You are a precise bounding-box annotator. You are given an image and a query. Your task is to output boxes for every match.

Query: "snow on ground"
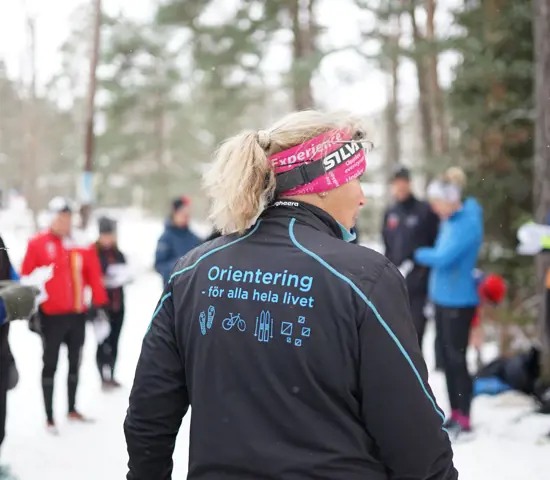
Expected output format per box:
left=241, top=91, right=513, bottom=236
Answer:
left=2, top=213, right=550, bottom=479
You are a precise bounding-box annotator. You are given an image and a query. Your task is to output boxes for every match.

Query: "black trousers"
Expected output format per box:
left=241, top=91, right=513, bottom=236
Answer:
left=96, top=310, right=124, bottom=381
left=409, top=293, right=444, bottom=369
left=435, top=305, right=476, bottom=417
left=0, top=359, right=8, bottom=453
left=41, top=313, right=86, bottom=422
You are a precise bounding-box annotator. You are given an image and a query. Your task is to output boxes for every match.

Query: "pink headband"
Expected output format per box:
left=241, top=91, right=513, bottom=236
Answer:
left=269, top=129, right=367, bottom=196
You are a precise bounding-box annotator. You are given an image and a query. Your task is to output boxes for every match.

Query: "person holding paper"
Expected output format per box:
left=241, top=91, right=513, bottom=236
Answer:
left=95, top=216, right=128, bottom=389
left=20, top=197, right=108, bottom=433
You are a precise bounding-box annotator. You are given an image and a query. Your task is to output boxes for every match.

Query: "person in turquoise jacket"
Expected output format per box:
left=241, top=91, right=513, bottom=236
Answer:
left=414, top=167, right=483, bottom=442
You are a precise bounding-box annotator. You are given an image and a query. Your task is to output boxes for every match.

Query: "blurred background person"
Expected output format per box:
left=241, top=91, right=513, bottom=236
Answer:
left=0, top=235, right=40, bottom=480
left=95, top=216, right=128, bottom=389
left=382, top=165, right=441, bottom=366
left=20, top=198, right=108, bottom=433
left=415, top=167, right=483, bottom=441
left=154, top=196, right=201, bottom=284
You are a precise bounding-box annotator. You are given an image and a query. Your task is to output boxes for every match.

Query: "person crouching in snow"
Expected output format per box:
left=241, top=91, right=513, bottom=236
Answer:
left=470, top=271, right=507, bottom=369
left=414, top=167, right=483, bottom=441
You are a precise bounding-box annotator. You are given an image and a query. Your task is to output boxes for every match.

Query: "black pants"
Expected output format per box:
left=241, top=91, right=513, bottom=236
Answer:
left=41, top=313, right=86, bottom=422
left=435, top=305, right=476, bottom=417
left=96, top=310, right=124, bottom=382
left=0, top=359, right=8, bottom=453
left=409, top=294, right=445, bottom=369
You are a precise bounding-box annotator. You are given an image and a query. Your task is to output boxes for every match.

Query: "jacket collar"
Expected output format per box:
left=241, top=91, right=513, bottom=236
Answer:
left=262, top=200, right=344, bottom=240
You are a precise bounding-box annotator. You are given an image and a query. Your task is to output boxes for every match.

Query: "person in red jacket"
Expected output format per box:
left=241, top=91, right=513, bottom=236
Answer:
left=21, top=197, right=108, bottom=433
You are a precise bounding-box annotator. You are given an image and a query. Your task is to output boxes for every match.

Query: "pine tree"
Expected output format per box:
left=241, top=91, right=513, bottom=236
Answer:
left=449, top=1, right=535, bottom=307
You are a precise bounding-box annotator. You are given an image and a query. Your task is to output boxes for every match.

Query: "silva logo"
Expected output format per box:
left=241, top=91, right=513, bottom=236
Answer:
left=273, top=201, right=299, bottom=207
left=322, top=142, right=362, bottom=172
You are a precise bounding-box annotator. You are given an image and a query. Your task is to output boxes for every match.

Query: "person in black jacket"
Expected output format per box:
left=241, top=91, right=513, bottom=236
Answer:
left=95, top=217, right=127, bottom=388
left=124, top=111, right=456, bottom=480
left=1, top=236, right=39, bottom=480
left=382, top=166, right=442, bottom=366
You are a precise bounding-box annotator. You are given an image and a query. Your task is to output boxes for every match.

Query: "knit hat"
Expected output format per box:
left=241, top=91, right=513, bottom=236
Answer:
left=172, top=195, right=191, bottom=212
left=48, top=196, right=75, bottom=214
left=98, top=216, right=117, bottom=234
left=391, top=165, right=410, bottom=182
left=479, top=274, right=507, bottom=304
left=0, top=281, right=39, bottom=323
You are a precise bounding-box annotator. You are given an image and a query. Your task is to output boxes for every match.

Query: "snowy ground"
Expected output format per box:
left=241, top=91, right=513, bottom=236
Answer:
left=2, top=213, right=550, bottom=479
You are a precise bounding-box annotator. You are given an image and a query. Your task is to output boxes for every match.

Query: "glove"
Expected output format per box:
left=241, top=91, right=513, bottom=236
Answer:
left=0, top=283, right=40, bottom=323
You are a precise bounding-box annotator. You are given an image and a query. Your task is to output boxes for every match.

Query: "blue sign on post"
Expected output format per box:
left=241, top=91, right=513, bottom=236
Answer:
left=78, top=171, right=95, bottom=205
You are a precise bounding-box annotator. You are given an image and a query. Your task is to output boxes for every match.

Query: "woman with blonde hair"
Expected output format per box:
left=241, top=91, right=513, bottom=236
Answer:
left=415, top=167, right=483, bottom=441
left=125, top=110, right=456, bottom=480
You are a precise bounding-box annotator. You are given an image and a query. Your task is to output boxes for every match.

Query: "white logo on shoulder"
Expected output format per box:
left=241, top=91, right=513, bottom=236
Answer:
left=273, top=201, right=299, bottom=207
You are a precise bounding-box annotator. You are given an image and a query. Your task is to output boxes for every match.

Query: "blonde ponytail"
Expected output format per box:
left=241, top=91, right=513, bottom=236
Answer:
left=203, top=131, right=275, bottom=235
left=203, top=110, right=369, bottom=235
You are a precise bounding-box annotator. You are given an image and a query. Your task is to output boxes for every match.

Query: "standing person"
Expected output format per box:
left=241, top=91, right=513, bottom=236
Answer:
left=382, top=165, right=441, bottom=364
left=20, top=197, right=109, bottom=433
left=0, top=236, right=40, bottom=480
left=125, top=111, right=456, bottom=479
left=414, top=167, right=483, bottom=440
left=154, top=196, right=201, bottom=284
left=95, top=216, right=127, bottom=389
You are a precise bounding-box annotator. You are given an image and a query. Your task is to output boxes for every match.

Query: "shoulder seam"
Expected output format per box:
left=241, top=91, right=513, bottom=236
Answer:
left=167, top=220, right=262, bottom=284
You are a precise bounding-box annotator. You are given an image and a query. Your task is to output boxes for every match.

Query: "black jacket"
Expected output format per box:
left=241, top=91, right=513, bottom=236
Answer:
left=382, top=195, right=439, bottom=295
left=96, top=243, right=126, bottom=313
left=125, top=201, right=456, bottom=480
left=0, top=236, right=13, bottom=365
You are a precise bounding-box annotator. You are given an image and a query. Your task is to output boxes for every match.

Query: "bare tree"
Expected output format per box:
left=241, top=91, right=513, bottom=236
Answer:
left=289, top=0, right=317, bottom=110
left=81, top=0, right=102, bottom=228
left=533, top=0, right=550, bottom=381
left=19, top=5, right=40, bottom=228
left=426, top=0, right=448, bottom=155
left=407, top=0, right=434, bottom=170
left=383, top=13, right=402, bottom=182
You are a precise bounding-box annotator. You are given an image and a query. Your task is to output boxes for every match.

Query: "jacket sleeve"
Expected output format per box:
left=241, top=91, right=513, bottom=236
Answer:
left=0, top=299, right=6, bottom=326
left=84, top=247, right=109, bottom=307
left=358, top=263, right=456, bottom=480
left=20, top=239, right=39, bottom=276
left=154, top=234, right=177, bottom=281
left=124, top=286, right=189, bottom=480
left=414, top=219, right=480, bottom=268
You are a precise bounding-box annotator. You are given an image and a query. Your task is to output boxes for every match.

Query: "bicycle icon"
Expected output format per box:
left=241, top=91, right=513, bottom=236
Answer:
left=222, top=313, right=247, bottom=332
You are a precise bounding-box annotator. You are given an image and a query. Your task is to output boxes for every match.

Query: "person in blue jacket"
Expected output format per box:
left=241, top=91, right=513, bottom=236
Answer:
left=414, top=167, right=483, bottom=441
left=154, top=196, right=202, bottom=284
